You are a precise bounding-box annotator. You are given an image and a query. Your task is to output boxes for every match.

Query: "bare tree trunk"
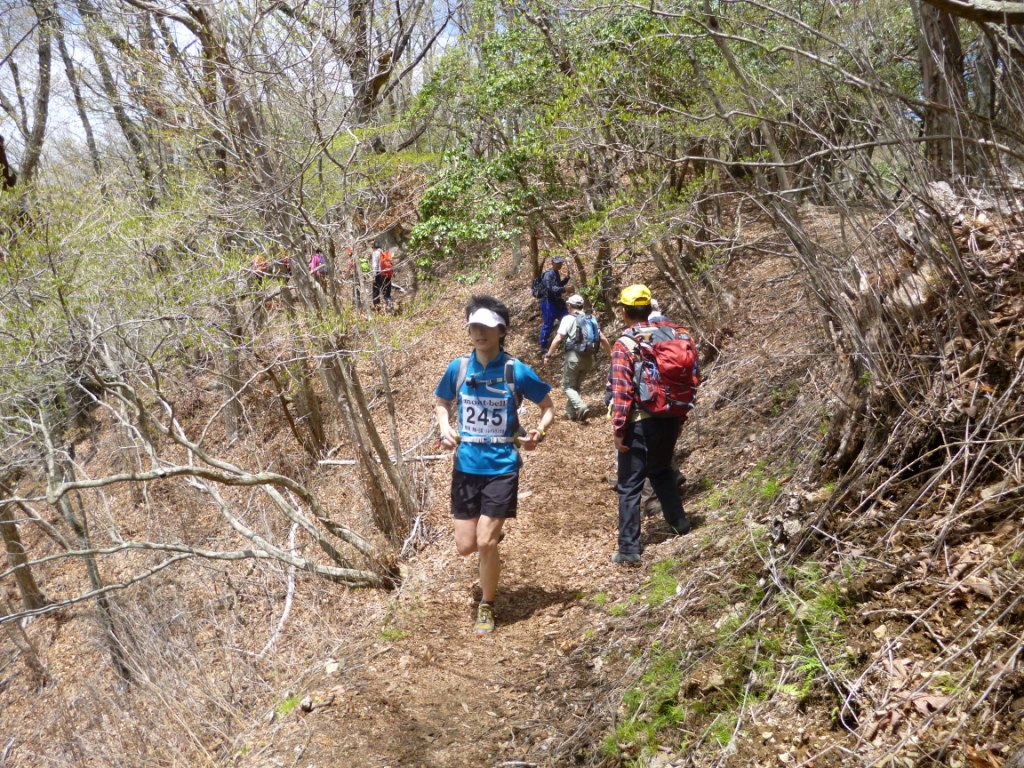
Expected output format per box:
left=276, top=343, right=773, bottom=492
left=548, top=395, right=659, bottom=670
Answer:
left=19, top=0, right=53, bottom=185
left=77, top=0, right=157, bottom=203
left=0, top=135, right=17, bottom=189
left=0, top=477, right=49, bottom=611
left=221, top=300, right=245, bottom=443
left=595, top=236, right=615, bottom=310
left=529, top=226, right=540, bottom=276
left=279, top=285, right=327, bottom=457
left=649, top=242, right=710, bottom=340
left=319, top=350, right=414, bottom=546
left=40, top=407, right=133, bottom=683
left=1, top=596, right=49, bottom=687
left=973, top=33, right=997, bottom=120
left=916, top=1, right=971, bottom=177
left=54, top=13, right=103, bottom=180
left=511, top=232, right=523, bottom=275
left=703, top=0, right=792, bottom=195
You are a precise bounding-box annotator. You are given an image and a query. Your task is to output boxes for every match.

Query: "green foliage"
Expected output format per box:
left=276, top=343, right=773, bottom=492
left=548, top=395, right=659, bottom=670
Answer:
left=275, top=694, right=301, bottom=717
left=746, top=461, right=784, bottom=502
left=774, top=562, right=851, bottom=701
left=608, top=595, right=639, bottom=617
left=768, top=381, right=801, bottom=417
left=646, top=559, right=680, bottom=607
left=605, top=644, right=687, bottom=763
left=408, top=148, right=527, bottom=265
left=706, top=712, right=737, bottom=747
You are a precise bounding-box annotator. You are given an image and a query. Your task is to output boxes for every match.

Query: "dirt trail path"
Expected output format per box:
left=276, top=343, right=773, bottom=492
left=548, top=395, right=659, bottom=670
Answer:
left=235, top=291, right=680, bottom=766
left=235, top=247, right=810, bottom=767
left=241, top=414, right=663, bottom=767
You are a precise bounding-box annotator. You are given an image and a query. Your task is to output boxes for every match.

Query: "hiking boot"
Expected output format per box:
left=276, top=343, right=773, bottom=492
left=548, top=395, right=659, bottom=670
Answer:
left=611, top=552, right=641, bottom=565
left=670, top=517, right=692, bottom=536
left=473, top=603, right=496, bottom=635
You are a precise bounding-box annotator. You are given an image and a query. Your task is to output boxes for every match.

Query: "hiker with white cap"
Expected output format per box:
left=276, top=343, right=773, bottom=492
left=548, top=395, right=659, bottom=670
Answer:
left=543, top=294, right=611, bottom=422
left=648, top=298, right=667, bottom=323
left=434, top=295, right=555, bottom=635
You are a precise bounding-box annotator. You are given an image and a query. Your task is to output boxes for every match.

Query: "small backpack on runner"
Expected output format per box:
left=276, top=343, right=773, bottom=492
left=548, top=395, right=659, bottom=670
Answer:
left=620, top=324, right=699, bottom=420
left=380, top=250, right=394, bottom=278
left=452, top=354, right=527, bottom=443
left=564, top=313, right=601, bottom=354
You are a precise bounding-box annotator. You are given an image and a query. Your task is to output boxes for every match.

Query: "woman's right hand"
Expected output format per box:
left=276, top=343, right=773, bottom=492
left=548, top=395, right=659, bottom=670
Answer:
left=439, top=426, right=459, bottom=451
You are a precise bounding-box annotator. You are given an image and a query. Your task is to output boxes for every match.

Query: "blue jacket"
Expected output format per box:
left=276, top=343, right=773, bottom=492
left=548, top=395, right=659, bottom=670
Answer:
left=435, top=352, right=551, bottom=475
left=541, top=268, right=569, bottom=302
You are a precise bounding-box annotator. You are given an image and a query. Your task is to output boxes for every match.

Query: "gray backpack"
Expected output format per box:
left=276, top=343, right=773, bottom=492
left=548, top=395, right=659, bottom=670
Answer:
left=564, top=313, right=600, bottom=354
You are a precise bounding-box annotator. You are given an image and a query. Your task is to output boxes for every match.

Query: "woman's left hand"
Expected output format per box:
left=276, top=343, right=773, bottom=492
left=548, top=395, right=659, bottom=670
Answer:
left=519, top=429, right=544, bottom=451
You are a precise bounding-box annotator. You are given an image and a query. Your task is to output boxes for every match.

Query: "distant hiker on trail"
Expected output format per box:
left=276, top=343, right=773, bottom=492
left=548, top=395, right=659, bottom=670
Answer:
left=434, top=295, right=555, bottom=636
left=371, top=241, right=394, bottom=312
left=543, top=294, right=611, bottom=422
left=648, top=298, right=667, bottom=323
left=274, top=251, right=292, bottom=280
left=250, top=254, right=270, bottom=287
left=608, top=284, right=699, bottom=564
left=309, top=248, right=327, bottom=286
left=535, top=255, right=572, bottom=353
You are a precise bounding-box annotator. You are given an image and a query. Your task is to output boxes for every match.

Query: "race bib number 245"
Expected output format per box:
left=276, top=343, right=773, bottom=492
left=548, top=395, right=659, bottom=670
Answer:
left=460, top=395, right=508, bottom=437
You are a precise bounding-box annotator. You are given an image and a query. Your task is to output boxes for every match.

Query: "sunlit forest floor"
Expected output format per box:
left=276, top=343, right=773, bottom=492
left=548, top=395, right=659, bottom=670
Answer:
left=4, top=206, right=1021, bottom=768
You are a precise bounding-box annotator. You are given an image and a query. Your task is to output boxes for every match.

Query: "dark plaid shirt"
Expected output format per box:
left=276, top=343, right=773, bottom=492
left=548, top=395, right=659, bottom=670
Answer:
left=609, top=322, right=650, bottom=438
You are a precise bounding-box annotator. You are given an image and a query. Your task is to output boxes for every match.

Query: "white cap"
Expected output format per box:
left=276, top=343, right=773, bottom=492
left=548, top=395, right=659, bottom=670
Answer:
left=566, top=294, right=584, bottom=307
left=466, top=308, right=506, bottom=328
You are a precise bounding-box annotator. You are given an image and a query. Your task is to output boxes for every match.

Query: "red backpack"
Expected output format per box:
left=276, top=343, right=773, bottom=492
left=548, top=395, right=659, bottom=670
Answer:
left=620, top=323, right=699, bottom=419
left=380, top=250, right=394, bottom=278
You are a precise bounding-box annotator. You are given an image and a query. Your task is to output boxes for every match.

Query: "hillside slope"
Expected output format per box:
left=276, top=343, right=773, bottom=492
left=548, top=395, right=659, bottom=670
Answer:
left=4, top=208, right=1021, bottom=768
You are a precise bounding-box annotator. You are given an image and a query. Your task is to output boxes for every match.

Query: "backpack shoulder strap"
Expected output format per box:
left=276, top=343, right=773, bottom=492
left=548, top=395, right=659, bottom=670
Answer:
left=503, top=356, right=519, bottom=402
left=619, top=328, right=641, bottom=351
left=454, top=354, right=471, bottom=396
left=568, top=314, right=580, bottom=337
left=504, top=355, right=526, bottom=436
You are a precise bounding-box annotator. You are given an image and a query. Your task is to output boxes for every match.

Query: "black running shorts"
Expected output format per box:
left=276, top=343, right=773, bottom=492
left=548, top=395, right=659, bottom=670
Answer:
left=451, top=470, right=519, bottom=520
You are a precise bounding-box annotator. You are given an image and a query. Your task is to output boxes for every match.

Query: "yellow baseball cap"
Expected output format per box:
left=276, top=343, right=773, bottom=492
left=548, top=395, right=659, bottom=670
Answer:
left=619, top=284, right=652, bottom=307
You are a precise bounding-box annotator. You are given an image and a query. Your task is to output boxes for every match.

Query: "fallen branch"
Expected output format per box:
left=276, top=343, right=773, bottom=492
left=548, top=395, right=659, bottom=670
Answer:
left=319, top=454, right=448, bottom=466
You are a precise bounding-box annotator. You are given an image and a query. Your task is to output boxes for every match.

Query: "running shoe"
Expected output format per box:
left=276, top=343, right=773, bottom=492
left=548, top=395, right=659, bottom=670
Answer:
left=474, top=603, right=496, bottom=635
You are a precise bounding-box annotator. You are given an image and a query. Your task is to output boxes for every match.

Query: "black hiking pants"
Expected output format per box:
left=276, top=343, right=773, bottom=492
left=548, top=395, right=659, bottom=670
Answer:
left=615, top=416, right=685, bottom=555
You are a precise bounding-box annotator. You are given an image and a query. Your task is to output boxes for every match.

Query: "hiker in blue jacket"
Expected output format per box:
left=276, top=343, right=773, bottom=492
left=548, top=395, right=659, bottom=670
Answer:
left=537, top=256, right=572, bottom=353
left=543, top=294, right=611, bottom=422
left=435, top=295, right=555, bottom=636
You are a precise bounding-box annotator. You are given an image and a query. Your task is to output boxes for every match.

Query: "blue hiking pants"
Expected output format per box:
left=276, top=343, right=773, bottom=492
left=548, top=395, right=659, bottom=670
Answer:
left=539, top=299, right=567, bottom=351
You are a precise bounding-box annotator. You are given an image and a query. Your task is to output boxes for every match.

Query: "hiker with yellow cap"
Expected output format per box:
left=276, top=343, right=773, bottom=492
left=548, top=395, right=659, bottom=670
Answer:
left=607, top=284, right=699, bottom=564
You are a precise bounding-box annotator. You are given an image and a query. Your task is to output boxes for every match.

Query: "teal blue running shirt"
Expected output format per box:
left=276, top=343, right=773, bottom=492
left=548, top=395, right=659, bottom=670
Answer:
left=435, top=351, right=551, bottom=475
